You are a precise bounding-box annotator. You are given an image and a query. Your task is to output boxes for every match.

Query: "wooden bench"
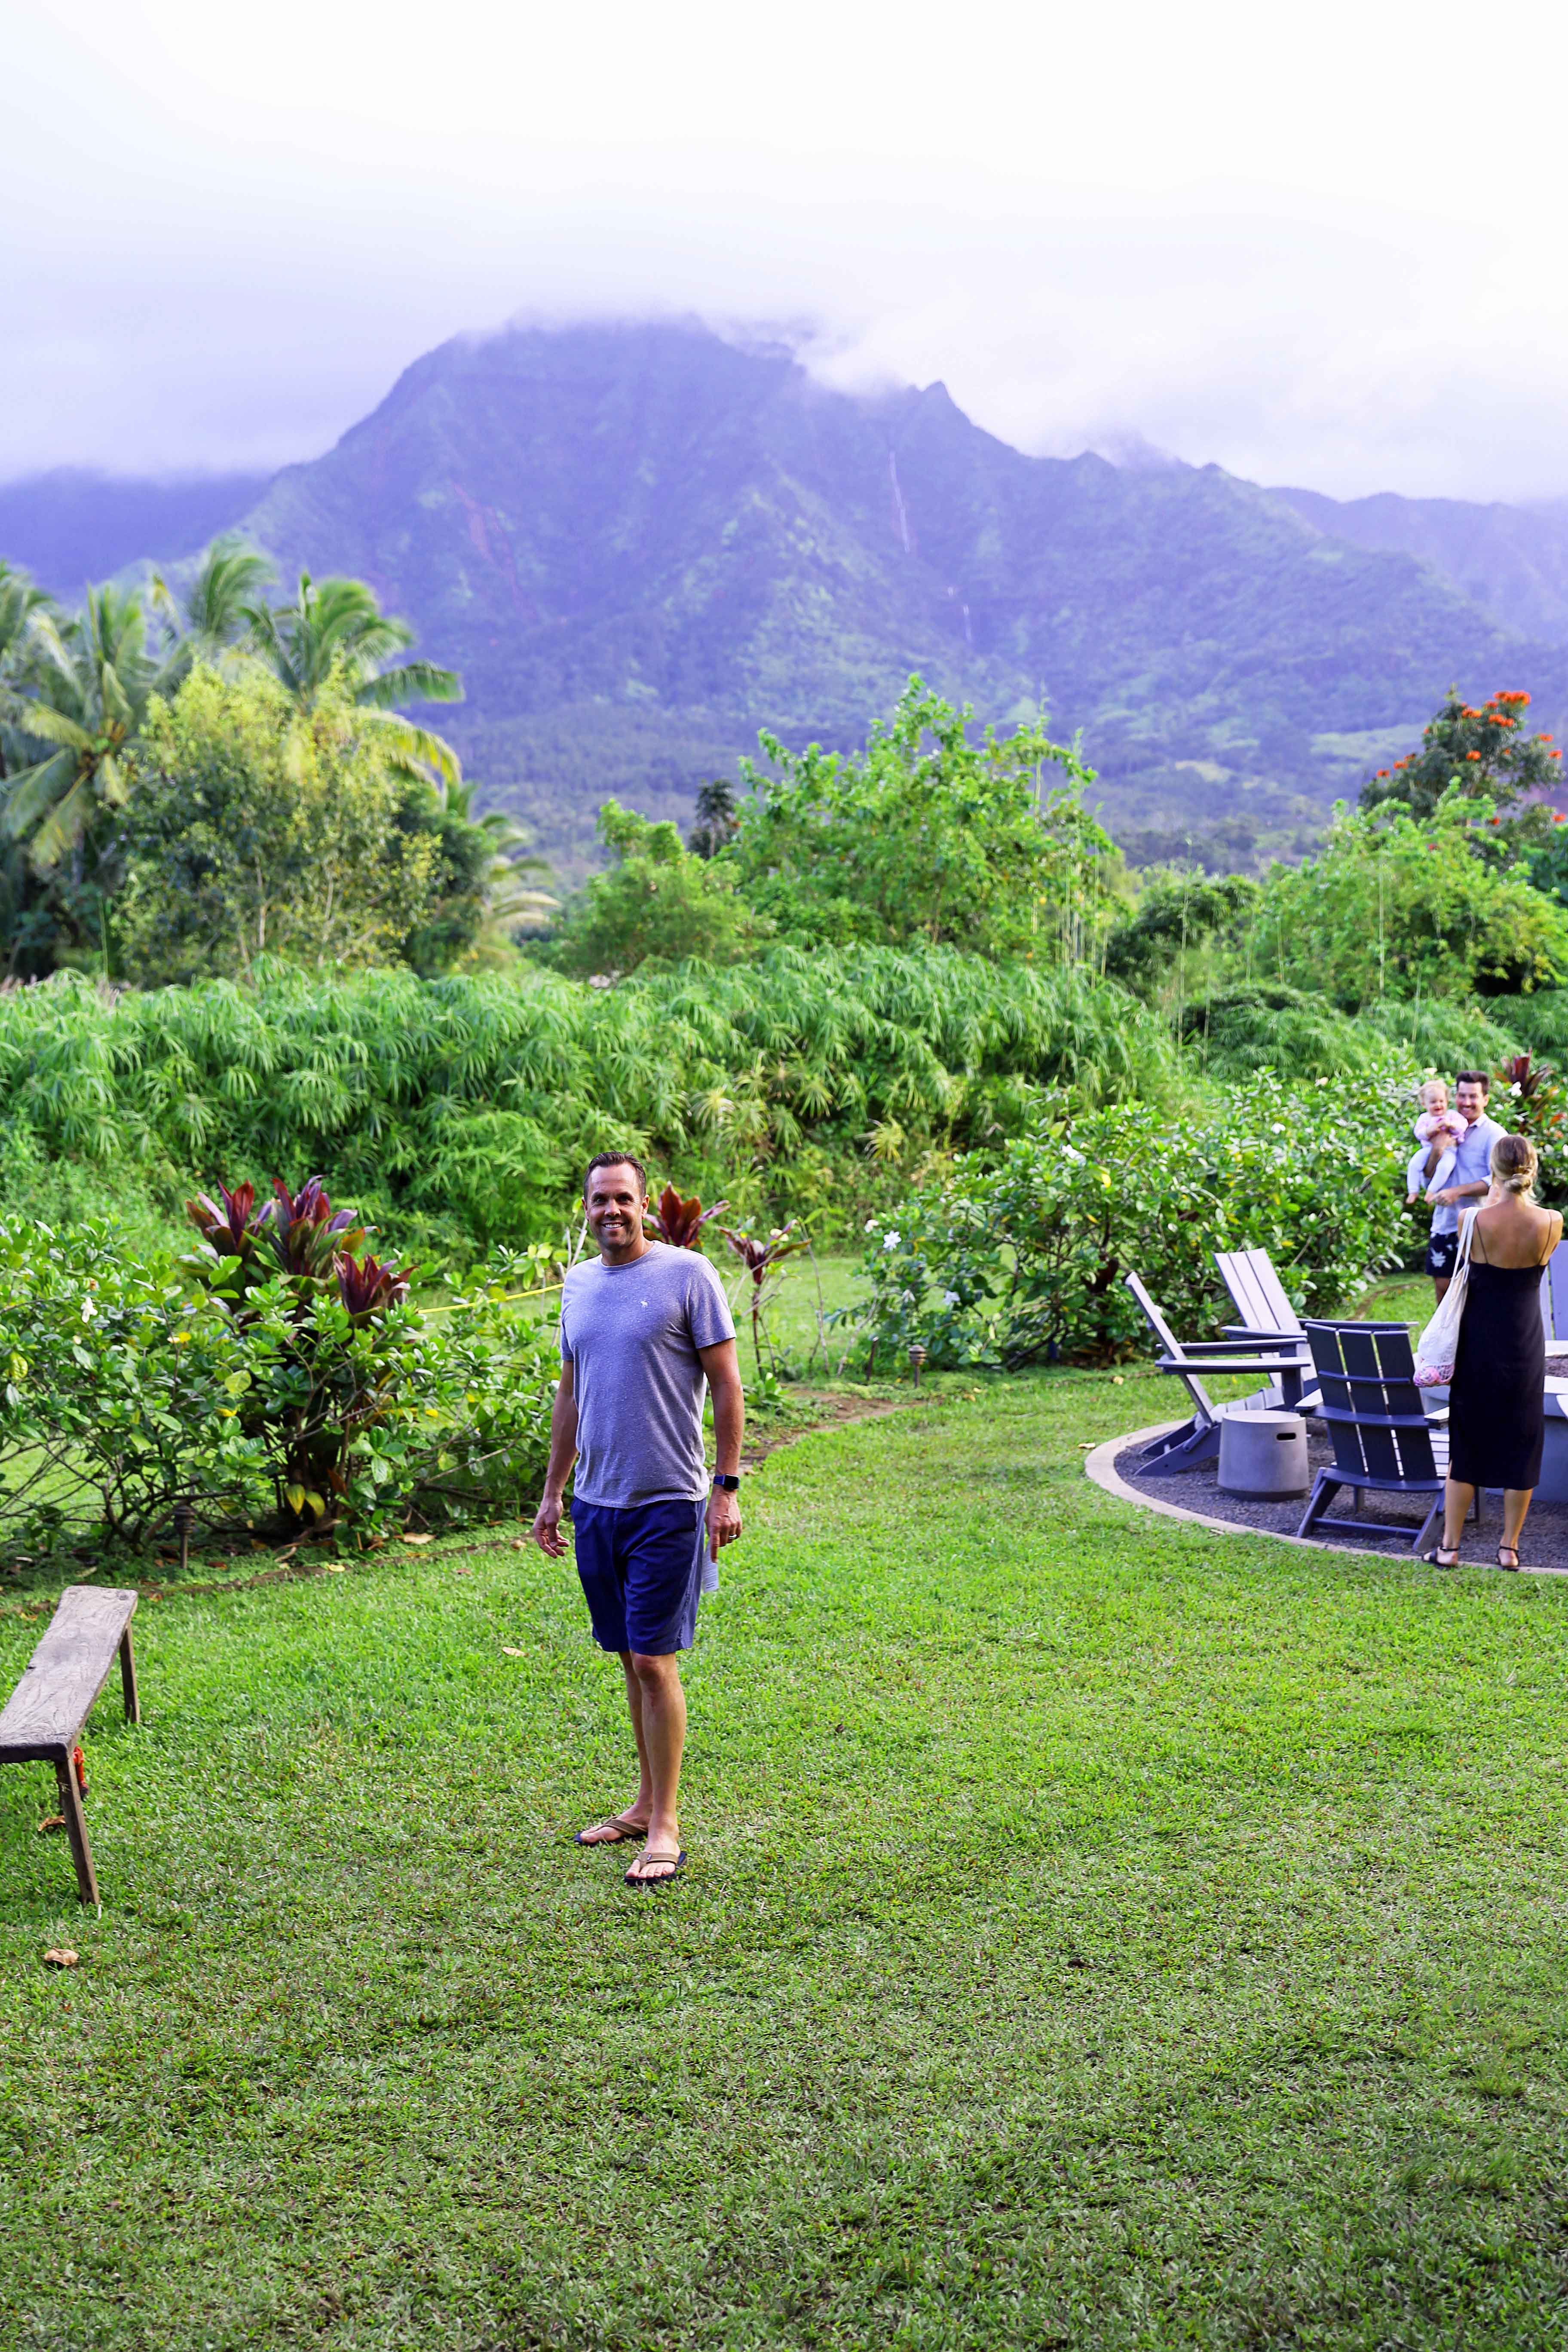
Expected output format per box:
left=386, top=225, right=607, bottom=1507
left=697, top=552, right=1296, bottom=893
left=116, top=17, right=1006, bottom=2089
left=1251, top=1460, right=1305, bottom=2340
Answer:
left=0, top=1587, right=139, bottom=1905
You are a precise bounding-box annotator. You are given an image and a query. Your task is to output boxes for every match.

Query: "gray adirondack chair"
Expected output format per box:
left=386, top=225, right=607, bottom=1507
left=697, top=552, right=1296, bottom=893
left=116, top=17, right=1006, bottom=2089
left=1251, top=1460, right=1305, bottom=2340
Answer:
left=1124, top=1270, right=1311, bottom=1474
left=1297, top=1318, right=1471, bottom=1551
left=1215, top=1246, right=1320, bottom=1412
left=1541, top=1247, right=1568, bottom=1343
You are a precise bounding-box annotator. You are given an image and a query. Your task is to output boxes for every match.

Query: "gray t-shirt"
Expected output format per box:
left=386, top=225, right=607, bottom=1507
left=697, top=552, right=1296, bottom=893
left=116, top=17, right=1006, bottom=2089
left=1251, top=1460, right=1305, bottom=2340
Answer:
left=559, top=1242, right=736, bottom=1508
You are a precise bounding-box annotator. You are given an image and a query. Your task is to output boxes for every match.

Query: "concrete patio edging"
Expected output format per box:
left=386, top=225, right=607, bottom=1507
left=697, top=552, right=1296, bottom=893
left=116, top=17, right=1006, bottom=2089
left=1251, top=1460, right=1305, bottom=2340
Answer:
left=1082, top=1421, right=1568, bottom=1578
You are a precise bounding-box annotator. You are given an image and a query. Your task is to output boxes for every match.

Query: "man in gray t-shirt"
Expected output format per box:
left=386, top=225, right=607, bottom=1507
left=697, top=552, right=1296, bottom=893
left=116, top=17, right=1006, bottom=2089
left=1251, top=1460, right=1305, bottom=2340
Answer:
left=531, top=1152, right=743, bottom=1889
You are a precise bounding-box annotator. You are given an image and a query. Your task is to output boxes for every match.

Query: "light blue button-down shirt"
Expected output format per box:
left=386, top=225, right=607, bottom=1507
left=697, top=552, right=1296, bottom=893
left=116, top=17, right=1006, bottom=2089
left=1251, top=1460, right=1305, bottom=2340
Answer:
left=1426, top=1112, right=1507, bottom=1234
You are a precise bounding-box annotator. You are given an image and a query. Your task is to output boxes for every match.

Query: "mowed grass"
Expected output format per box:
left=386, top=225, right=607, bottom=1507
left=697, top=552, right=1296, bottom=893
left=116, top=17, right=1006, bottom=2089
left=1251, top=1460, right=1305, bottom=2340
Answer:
left=5, top=1369, right=1568, bottom=2348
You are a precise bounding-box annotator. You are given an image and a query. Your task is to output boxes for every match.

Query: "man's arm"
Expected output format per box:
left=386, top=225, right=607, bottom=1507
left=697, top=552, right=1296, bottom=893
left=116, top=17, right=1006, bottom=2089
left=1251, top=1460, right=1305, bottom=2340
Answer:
left=700, top=1336, right=744, bottom=1564
left=530, top=1358, right=578, bottom=1557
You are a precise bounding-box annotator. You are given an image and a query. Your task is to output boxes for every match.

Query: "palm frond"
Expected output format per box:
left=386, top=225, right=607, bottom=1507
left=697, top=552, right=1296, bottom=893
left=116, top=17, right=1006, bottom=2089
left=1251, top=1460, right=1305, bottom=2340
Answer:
left=355, top=660, right=462, bottom=710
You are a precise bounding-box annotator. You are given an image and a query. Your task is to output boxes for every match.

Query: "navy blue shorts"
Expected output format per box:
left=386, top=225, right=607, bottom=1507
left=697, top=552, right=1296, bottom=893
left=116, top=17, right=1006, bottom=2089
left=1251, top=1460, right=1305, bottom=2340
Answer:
left=572, top=1498, right=707, bottom=1656
left=1427, top=1229, right=1459, bottom=1278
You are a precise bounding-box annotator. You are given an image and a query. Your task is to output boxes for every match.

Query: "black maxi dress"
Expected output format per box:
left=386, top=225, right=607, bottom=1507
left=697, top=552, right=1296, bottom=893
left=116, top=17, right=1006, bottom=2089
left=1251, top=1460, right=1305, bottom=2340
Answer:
left=1449, top=1228, right=1553, bottom=1491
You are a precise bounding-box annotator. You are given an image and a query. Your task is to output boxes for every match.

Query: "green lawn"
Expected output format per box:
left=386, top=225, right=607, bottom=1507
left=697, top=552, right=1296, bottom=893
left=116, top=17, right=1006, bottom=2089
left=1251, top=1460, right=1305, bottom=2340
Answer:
left=6, top=1366, right=1568, bottom=2348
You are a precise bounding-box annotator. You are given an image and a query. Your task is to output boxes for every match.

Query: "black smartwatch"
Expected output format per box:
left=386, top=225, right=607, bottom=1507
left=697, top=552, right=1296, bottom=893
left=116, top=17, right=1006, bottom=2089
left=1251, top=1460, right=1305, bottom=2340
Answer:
left=711, top=1473, right=741, bottom=1491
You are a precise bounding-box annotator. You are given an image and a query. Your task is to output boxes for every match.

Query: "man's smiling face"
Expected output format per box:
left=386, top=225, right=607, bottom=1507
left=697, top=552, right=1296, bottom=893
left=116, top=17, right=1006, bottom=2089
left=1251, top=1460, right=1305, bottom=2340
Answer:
left=1456, top=1078, right=1488, bottom=1126
left=585, top=1163, right=648, bottom=1261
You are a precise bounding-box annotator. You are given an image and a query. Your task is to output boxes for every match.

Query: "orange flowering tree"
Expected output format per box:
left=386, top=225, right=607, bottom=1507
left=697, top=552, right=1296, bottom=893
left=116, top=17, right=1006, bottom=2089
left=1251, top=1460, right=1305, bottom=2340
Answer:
left=1360, top=686, right=1562, bottom=836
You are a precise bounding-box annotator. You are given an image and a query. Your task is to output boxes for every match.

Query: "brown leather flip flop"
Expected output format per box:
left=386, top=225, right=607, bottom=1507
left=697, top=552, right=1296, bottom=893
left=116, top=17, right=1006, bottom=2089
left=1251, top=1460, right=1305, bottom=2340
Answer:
left=625, top=1847, right=686, bottom=1889
left=574, top=1815, right=647, bottom=1847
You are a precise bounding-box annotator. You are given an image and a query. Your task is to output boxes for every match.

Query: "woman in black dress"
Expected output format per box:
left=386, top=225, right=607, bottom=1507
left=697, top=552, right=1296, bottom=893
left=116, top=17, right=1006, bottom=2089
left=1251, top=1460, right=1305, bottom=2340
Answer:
left=1430, top=1133, right=1562, bottom=1570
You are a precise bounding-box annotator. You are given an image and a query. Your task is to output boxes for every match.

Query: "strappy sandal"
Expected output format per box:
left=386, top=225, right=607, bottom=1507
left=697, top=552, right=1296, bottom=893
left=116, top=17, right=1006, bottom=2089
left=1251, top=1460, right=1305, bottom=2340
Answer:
left=625, top=1847, right=686, bottom=1889
left=574, top=1813, right=647, bottom=1847
left=1497, top=1546, right=1522, bottom=1572
left=1423, top=1546, right=1461, bottom=1568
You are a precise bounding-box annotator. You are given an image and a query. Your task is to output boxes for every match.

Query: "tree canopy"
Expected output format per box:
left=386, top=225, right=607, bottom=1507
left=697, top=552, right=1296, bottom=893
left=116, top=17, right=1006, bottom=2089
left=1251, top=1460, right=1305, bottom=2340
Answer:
left=725, top=679, right=1121, bottom=962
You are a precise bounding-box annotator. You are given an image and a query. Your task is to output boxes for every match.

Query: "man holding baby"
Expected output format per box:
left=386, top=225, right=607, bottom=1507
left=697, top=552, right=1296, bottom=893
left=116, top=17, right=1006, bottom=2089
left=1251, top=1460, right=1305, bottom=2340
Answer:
left=1412, top=1072, right=1507, bottom=1301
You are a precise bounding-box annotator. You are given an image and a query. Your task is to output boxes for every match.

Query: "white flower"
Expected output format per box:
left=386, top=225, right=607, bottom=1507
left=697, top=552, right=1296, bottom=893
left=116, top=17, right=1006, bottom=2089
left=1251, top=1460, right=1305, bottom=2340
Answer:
left=80, top=1298, right=95, bottom=1321
left=864, top=1218, right=879, bottom=1232
left=943, top=1289, right=961, bottom=1307
left=1510, top=1083, right=1523, bottom=1096
left=883, top=1231, right=901, bottom=1250
left=1271, top=1123, right=1285, bottom=1134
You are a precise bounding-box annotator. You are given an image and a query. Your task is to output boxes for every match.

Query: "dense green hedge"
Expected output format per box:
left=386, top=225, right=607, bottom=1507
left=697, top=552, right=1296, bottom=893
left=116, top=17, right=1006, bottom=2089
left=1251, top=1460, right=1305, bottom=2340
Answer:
left=0, top=952, right=1178, bottom=1260
left=855, top=1069, right=1413, bottom=1368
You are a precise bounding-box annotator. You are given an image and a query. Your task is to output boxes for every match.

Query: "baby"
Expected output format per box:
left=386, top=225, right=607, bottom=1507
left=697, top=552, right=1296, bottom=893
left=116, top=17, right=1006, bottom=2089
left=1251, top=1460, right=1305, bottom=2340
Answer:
left=1406, top=1078, right=1467, bottom=1205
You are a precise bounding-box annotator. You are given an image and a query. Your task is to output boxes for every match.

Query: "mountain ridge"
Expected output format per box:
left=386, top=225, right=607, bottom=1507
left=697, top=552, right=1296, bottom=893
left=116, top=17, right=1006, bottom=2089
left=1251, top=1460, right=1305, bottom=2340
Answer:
left=7, top=321, right=1568, bottom=870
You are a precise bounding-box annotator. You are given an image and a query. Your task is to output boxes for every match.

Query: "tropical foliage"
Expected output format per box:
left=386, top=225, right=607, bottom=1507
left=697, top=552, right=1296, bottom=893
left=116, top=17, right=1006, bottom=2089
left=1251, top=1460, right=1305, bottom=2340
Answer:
left=1360, top=687, right=1562, bottom=828
left=854, top=1069, right=1412, bottom=1370
left=117, top=668, right=450, bottom=982
left=0, top=553, right=530, bottom=980
left=725, top=679, right=1122, bottom=961
left=0, top=951, right=1179, bottom=1265
left=1244, top=793, right=1568, bottom=1006
left=549, top=799, right=766, bottom=977
left=0, top=1208, right=557, bottom=1566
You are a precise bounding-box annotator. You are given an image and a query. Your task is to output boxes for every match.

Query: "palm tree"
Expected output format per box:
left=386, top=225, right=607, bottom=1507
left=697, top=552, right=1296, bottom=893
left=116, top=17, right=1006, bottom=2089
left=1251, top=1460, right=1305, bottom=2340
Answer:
left=150, top=533, right=276, bottom=669
left=1, top=583, right=175, bottom=872
left=244, top=573, right=464, bottom=795
left=0, top=563, right=52, bottom=782
left=449, top=780, right=559, bottom=938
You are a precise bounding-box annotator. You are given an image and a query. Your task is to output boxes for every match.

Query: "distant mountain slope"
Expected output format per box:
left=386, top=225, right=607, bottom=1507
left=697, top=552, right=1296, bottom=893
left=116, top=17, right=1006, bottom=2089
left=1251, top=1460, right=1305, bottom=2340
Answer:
left=0, top=469, right=271, bottom=596
left=8, top=326, right=1568, bottom=870
left=1268, top=483, right=1568, bottom=646
left=233, top=321, right=1568, bottom=858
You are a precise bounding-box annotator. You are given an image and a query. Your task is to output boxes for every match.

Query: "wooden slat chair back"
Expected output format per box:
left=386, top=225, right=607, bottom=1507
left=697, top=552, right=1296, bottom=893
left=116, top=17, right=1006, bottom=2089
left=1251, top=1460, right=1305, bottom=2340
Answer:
left=1124, top=1269, right=1313, bottom=1475
left=1296, top=1320, right=1455, bottom=1552
left=0, top=1587, right=139, bottom=1905
left=1542, top=1248, right=1568, bottom=1344
left=1215, top=1247, right=1306, bottom=1341
left=1124, top=1270, right=1219, bottom=1427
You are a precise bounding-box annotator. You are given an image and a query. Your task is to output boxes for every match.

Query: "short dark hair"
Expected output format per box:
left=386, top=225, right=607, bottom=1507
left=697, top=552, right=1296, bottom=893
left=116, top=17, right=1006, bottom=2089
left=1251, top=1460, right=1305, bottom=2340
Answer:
left=1456, top=1071, right=1491, bottom=1093
left=583, top=1150, right=648, bottom=1199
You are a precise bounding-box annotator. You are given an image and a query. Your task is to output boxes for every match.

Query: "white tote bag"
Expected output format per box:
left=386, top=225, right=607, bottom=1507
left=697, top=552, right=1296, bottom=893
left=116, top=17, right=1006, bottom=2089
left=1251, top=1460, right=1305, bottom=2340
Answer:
left=1414, top=1208, right=1476, bottom=1387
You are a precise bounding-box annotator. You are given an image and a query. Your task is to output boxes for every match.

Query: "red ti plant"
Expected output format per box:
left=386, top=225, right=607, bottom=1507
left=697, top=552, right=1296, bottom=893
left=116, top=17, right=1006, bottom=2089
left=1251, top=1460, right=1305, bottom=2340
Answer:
left=647, top=1184, right=729, bottom=1251
left=335, top=1250, right=414, bottom=1325
left=260, top=1177, right=365, bottom=1281
left=720, top=1222, right=808, bottom=1373
left=185, top=1180, right=259, bottom=1259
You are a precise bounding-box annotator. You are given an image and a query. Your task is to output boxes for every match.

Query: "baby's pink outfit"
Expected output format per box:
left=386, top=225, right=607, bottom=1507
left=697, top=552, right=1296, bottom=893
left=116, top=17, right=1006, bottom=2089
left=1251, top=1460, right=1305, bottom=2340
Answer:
left=1414, top=1110, right=1468, bottom=1148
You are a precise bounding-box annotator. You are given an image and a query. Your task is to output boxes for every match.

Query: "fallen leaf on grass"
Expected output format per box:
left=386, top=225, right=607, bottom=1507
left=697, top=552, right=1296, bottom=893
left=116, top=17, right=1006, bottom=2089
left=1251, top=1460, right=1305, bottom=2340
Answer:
left=43, top=1948, right=78, bottom=1969
left=1111, top=1374, right=1126, bottom=1385
left=501, top=1646, right=525, bottom=1658
left=450, top=1566, right=472, bottom=1578
left=401, top=1532, right=432, bottom=1546
left=35, top=1816, right=65, bottom=1835
left=325, top=1564, right=347, bottom=1574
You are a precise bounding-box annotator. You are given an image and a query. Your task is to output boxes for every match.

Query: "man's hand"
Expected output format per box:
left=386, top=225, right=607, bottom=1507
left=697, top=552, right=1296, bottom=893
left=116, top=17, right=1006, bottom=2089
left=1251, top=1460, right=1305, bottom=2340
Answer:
left=706, top=1484, right=742, bottom=1564
left=531, top=1492, right=568, bottom=1557
left=1433, top=1187, right=1461, bottom=1207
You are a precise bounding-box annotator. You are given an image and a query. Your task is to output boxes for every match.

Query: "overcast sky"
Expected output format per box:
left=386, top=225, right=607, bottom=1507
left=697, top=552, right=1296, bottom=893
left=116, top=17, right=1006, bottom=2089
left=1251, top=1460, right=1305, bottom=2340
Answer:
left=6, top=0, right=1566, bottom=502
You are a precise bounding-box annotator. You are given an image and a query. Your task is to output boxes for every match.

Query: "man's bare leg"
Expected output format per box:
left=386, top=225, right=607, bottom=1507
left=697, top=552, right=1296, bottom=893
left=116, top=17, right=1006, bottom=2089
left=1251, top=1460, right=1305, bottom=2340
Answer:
left=576, top=1650, right=655, bottom=1844
left=623, top=1650, right=686, bottom=1883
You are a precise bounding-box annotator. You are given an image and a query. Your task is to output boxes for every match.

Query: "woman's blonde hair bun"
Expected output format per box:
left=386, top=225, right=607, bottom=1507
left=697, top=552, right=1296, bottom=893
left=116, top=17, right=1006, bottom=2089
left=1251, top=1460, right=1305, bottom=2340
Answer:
left=1491, top=1131, right=1539, bottom=1197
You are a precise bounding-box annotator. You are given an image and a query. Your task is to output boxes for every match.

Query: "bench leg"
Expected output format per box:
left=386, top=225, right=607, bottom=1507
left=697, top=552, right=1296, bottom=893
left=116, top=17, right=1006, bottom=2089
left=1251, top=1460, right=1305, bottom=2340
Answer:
left=54, top=1747, right=99, bottom=1908
left=119, top=1626, right=140, bottom=1724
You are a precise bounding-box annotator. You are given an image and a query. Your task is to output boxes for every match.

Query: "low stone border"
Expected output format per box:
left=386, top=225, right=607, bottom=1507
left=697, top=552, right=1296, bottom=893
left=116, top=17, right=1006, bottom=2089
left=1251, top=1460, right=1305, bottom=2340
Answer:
left=1083, top=1421, right=1568, bottom=1578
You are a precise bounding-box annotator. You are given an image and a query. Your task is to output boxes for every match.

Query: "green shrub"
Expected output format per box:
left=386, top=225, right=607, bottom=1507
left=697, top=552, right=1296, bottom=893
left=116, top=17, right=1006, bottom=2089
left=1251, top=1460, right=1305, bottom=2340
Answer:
left=854, top=1069, right=1412, bottom=1369
left=0, top=1200, right=557, bottom=1568
left=0, top=952, right=1179, bottom=1261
